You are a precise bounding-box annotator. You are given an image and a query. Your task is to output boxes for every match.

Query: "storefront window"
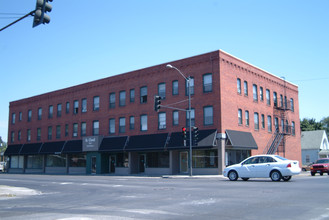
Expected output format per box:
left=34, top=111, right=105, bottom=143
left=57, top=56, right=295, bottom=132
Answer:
left=10, top=156, right=24, bottom=168
left=192, top=150, right=218, bottom=168
left=146, top=152, right=169, bottom=168
left=116, top=153, right=129, bottom=168
left=46, top=154, right=66, bottom=167
left=27, top=155, right=43, bottom=169
left=69, top=154, right=86, bottom=167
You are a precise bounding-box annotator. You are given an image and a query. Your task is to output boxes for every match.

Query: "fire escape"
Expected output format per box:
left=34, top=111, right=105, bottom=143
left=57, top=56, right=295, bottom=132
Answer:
left=263, top=79, right=293, bottom=156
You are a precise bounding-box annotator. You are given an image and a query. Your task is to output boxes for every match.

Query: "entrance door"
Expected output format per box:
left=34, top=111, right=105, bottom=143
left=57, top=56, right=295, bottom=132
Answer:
left=139, top=154, right=146, bottom=173
left=180, top=151, right=188, bottom=173
left=110, top=155, right=116, bottom=173
left=91, top=156, right=97, bottom=174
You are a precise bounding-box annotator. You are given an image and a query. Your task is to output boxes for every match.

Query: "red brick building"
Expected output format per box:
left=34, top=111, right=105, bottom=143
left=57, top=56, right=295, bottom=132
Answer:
left=6, top=50, right=301, bottom=175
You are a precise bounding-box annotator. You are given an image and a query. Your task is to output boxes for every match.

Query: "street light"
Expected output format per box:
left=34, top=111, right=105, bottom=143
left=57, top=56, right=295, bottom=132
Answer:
left=166, top=64, right=193, bottom=176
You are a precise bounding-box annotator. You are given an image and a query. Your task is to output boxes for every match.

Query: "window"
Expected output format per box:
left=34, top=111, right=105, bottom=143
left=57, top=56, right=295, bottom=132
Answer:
left=119, top=118, right=125, bottom=133
left=93, top=120, right=99, bottom=135
left=28, top=109, right=32, bottom=121
left=158, top=83, right=166, bottom=99
left=116, top=153, right=129, bottom=168
left=10, top=156, right=24, bottom=168
left=12, top=113, right=16, bottom=124
left=254, top=112, right=259, bottom=130
left=261, top=114, right=265, bottom=129
left=292, top=121, right=295, bottom=135
left=57, top=104, right=62, bottom=117
left=140, top=86, right=147, bottom=103
left=290, top=98, right=294, bottom=112
left=81, top=122, right=86, bottom=136
left=204, top=106, right=213, bottom=125
left=18, top=130, right=21, bottom=141
left=173, top=111, right=179, bottom=126
left=11, top=131, right=15, bottom=143
left=129, top=116, right=135, bottom=130
left=186, top=109, right=195, bottom=127
left=281, top=119, right=284, bottom=132
left=186, top=77, right=194, bottom=95
left=27, top=129, right=31, bottom=142
left=109, top=93, right=115, bottom=109
left=130, top=89, right=135, bottom=103
left=38, top=108, right=42, bottom=120
left=284, top=96, right=287, bottom=109
left=37, top=128, right=41, bottom=141
left=48, top=126, right=52, bottom=140
left=244, top=81, right=248, bottom=96
left=49, top=106, right=53, bottom=118
left=273, top=92, right=277, bottom=107
left=73, top=123, right=78, bottom=137
left=46, top=155, right=66, bottom=167
left=245, top=110, right=249, bottom=126
left=119, top=91, right=126, bottom=106
left=66, top=102, right=70, bottom=114
left=253, top=84, right=258, bottom=101
left=81, top=98, right=87, bottom=113
left=237, top=78, right=241, bottom=94
left=74, top=100, right=79, bottom=114
left=259, top=87, right=264, bottom=101
left=266, top=89, right=270, bottom=105
left=267, top=116, right=272, bottom=132
left=192, top=150, right=218, bottom=168
left=93, top=96, right=100, bottom=111
left=146, top=152, right=169, bottom=168
left=158, top=112, right=166, bottom=130
left=280, top=94, right=283, bottom=107
left=203, top=73, right=212, bottom=93
left=56, top=125, right=61, bottom=139
left=69, top=154, right=86, bottom=167
left=109, top=118, right=115, bottom=134
left=27, top=155, right=43, bottom=169
left=274, top=117, right=279, bottom=132
left=238, top=109, right=243, bottom=125
left=172, top=80, right=179, bottom=95
left=19, top=112, right=22, bottom=121
left=65, top=124, right=69, bottom=137
left=140, top=115, right=148, bottom=131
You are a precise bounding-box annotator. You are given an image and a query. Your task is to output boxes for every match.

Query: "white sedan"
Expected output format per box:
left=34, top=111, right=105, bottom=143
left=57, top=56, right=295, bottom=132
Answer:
left=223, top=155, right=301, bottom=181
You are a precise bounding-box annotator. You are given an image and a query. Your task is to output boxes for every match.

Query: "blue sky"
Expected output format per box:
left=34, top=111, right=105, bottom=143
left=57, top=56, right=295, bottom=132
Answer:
left=1, top=0, right=328, bottom=142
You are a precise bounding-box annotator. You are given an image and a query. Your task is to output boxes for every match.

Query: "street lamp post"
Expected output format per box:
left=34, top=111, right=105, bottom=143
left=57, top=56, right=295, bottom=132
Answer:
left=166, top=64, right=193, bottom=176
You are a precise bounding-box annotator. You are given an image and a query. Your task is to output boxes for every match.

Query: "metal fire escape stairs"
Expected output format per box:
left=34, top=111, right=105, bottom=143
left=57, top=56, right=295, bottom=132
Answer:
left=263, top=130, right=284, bottom=154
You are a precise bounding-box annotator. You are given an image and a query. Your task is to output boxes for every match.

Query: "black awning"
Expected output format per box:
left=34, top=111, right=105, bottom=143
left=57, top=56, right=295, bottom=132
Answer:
left=39, top=141, right=65, bottom=154
left=225, top=130, right=258, bottom=150
left=125, top=133, right=169, bottom=151
left=20, top=143, right=42, bottom=155
left=4, top=144, right=23, bottom=156
left=99, top=136, right=128, bottom=152
left=62, top=140, right=83, bottom=154
left=167, top=129, right=217, bottom=150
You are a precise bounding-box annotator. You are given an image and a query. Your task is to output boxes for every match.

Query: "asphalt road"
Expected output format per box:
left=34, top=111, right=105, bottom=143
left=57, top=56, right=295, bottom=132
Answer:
left=0, top=173, right=328, bottom=220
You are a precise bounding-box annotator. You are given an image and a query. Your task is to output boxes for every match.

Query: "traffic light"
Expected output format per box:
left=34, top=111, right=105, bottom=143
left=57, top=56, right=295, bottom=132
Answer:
left=182, top=127, right=187, bottom=140
left=33, top=0, right=53, bottom=28
left=154, top=96, right=161, bottom=112
left=192, top=126, right=199, bottom=146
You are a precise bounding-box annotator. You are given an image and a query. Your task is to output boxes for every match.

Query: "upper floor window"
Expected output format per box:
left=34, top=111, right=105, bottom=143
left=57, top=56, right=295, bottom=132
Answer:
left=19, top=112, right=22, bottom=121
left=267, top=115, right=272, bottom=132
left=119, top=117, right=126, bottom=133
left=274, top=117, right=279, bottom=131
left=109, top=93, right=115, bottom=109
left=254, top=112, right=259, bottom=130
left=93, top=120, right=99, bottom=135
left=253, top=84, right=258, bottom=101
left=238, top=109, right=242, bottom=125
left=28, top=109, right=32, bottom=122
left=158, top=83, right=166, bottom=99
left=273, top=92, right=278, bottom=107
left=244, top=81, right=248, bottom=96
left=292, top=121, right=295, bottom=135
left=173, top=111, right=179, bottom=126
left=37, top=128, right=41, bottom=141
left=48, top=126, right=52, bottom=140
left=245, top=110, right=249, bottom=126
left=57, top=103, right=62, bottom=117
left=172, top=80, right=179, bottom=95
left=27, top=129, right=31, bottom=142
left=266, top=89, right=270, bottom=105
left=259, top=87, right=264, bottom=101
left=140, top=114, right=148, bottom=131
left=73, top=100, right=79, bottom=114
left=140, top=86, right=147, bottom=103
left=203, top=73, right=212, bottom=93
left=280, top=94, right=283, bottom=107
left=93, top=96, right=100, bottom=111
left=109, top=118, right=115, bottom=134
left=11, top=131, right=15, bottom=143
left=48, top=106, right=53, bottom=119
left=66, top=102, right=70, bottom=114
left=81, top=122, right=86, bottom=136
left=38, top=108, right=42, bottom=120
left=290, top=98, right=294, bottom=112
left=284, top=96, right=288, bottom=109
left=237, top=78, right=241, bottom=94
left=158, top=112, right=166, bottom=130
left=12, top=113, right=16, bottom=124
left=65, top=124, right=69, bottom=137
left=186, top=77, right=194, bottom=95
left=73, top=123, right=78, bottom=137
left=56, top=125, right=61, bottom=139
left=119, top=91, right=126, bottom=107
left=261, top=114, right=265, bottom=129
left=130, top=89, right=135, bottom=103
left=81, top=98, right=87, bottom=113
left=204, top=106, right=213, bottom=125
left=129, top=116, right=135, bottom=130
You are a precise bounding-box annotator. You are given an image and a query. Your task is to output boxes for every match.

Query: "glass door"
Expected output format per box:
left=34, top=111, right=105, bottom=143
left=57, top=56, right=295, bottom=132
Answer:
left=91, top=156, right=96, bottom=174
left=180, top=151, right=188, bottom=173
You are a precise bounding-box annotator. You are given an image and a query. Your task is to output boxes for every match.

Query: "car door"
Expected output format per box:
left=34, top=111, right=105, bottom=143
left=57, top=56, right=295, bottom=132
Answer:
left=239, top=157, right=259, bottom=178
left=253, top=156, right=276, bottom=177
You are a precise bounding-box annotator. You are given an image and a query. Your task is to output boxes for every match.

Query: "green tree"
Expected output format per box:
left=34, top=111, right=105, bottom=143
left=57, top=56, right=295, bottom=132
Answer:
left=300, top=118, right=324, bottom=131
left=320, top=116, right=329, bottom=136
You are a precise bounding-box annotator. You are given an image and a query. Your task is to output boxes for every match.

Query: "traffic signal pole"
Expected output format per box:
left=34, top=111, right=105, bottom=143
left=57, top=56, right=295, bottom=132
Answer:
left=0, top=10, right=35, bottom=32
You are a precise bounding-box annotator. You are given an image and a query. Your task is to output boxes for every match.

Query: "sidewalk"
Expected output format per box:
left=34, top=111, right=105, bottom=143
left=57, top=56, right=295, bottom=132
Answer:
left=0, top=185, right=40, bottom=200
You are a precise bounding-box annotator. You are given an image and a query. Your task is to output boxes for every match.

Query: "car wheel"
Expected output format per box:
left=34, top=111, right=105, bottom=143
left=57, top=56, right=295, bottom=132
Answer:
left=242, top=178, right=249, bottom=181
left=270, top=170, right=282, bottom=181
left=311, top=172, right=316, bottom=176
left=282, top=176, right=291, bottom=181
left=228, top=170, right=238, bottom=181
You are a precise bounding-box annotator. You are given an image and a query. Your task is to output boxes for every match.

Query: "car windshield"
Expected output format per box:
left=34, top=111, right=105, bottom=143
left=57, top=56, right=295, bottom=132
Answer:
left=274, top=155, right=287, bottom=161
left=316, top=159, right=329, bottom=164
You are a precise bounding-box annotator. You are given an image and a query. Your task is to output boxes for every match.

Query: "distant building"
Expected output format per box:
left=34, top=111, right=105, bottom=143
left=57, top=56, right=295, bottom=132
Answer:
left=5, top=50, right=301, bottom=175
left=301, top=130, right=329, bottom=165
